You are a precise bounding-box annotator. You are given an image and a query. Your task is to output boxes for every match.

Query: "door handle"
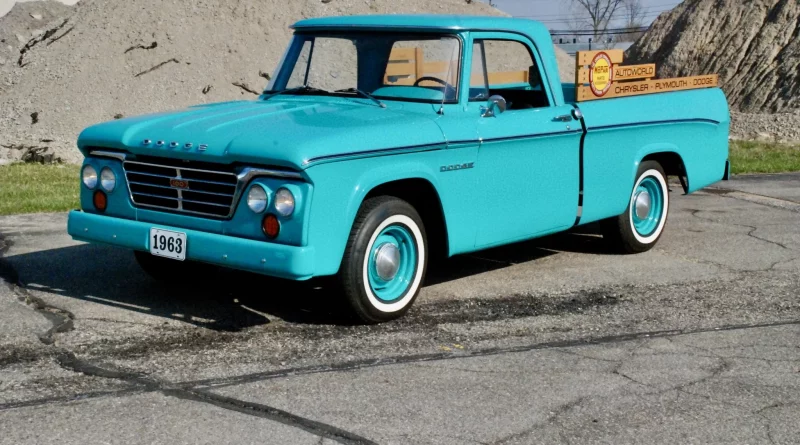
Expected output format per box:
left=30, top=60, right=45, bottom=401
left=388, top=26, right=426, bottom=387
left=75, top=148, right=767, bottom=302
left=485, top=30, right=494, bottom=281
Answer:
left=553, top=114, right=573, bottom=122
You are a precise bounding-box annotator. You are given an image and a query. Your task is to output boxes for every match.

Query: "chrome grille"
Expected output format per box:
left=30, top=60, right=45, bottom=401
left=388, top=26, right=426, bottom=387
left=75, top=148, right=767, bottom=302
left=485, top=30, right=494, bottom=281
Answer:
left=123, top=160, right=238, bottom=218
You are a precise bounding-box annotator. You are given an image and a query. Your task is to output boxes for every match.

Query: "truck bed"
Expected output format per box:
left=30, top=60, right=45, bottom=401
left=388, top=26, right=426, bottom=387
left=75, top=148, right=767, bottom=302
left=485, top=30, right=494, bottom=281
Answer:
left=566, top=86, right=730, bottom=225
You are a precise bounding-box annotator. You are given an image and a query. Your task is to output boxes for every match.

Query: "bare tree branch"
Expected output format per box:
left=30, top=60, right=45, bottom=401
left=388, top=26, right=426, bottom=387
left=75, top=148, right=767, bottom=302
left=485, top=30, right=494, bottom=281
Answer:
left=618, top=0, right=647, bottom=42
left=569, top=0, right=624, bottom=40
left=624, top=0, right=646, bottom=27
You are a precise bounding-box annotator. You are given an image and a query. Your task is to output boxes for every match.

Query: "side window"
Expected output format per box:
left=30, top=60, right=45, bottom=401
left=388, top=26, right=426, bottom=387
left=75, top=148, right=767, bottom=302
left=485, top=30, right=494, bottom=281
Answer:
left=470, top=39, right=549, bottom=109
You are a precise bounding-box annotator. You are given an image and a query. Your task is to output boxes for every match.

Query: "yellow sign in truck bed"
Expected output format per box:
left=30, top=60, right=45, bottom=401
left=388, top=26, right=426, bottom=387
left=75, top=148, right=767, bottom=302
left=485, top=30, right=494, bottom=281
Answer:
left=575, top=49, right=718, bottom=102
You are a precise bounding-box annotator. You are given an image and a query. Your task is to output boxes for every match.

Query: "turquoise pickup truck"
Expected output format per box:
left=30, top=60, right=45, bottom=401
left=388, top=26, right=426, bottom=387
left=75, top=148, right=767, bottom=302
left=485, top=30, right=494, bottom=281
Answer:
left=68, top=15, right=730, bottom=323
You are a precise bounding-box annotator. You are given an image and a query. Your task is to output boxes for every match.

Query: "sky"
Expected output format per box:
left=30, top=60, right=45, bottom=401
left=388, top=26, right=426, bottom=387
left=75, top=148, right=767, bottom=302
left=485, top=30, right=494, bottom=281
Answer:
left=483, top=0, right=684, bottom=30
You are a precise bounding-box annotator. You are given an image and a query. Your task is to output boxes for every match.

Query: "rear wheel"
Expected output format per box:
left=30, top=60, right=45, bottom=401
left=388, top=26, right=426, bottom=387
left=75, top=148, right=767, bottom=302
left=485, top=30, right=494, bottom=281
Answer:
left=339, top=196, right=427, bottom=324
left=601, top=160, right=670, bottom=253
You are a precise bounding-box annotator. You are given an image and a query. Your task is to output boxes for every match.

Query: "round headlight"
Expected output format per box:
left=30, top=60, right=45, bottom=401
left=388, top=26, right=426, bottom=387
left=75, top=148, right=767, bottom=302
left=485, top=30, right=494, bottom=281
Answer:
left=82, top=165, right=98, bottom=189
left=247, top=185, right=268, bottom=213
left=100, top=167, right=116, bottom=192
left=274, top=188, right=295, bottom=217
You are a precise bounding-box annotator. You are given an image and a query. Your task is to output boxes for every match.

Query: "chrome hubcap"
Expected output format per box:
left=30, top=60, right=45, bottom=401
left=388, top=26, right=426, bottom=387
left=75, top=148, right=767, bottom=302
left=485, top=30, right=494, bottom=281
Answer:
left=374, top=243, right=401, bottom=281
left=635, top=190, right=652, bottom=220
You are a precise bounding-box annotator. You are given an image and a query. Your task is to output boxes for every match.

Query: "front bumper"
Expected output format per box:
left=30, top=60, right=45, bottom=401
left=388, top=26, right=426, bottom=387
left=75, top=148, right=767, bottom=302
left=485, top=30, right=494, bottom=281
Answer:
left=67, top=210, right=315, bottom=280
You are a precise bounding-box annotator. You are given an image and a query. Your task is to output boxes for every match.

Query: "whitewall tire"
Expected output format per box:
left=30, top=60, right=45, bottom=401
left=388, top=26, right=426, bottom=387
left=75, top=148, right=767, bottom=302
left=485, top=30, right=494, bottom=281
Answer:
left=601, top=161, right=670, bottom=254
left=339, top=196, right=428, bottom=323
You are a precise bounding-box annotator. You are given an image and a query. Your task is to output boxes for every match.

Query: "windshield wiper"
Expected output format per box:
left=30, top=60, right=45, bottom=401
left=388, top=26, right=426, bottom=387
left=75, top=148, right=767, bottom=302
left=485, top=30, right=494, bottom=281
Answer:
left=335, top=87, right=386, bottom=108
left=262, top=85, right=331, bottom=100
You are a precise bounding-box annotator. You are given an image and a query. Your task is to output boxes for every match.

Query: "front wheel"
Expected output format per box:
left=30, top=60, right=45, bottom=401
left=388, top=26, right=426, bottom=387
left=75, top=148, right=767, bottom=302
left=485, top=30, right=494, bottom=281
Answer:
left=601, top=160, right=670, bottom=253
left=339, top=196, right=428, bottom=324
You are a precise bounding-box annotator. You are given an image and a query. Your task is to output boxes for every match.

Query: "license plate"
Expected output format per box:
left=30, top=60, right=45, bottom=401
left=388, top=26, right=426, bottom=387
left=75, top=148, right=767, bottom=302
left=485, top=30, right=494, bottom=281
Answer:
left=149, top=228, right=187, bottom=261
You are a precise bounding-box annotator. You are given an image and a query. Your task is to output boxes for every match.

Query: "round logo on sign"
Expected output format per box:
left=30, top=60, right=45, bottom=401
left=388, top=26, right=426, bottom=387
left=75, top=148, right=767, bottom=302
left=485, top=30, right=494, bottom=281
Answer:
left=589, top=52, right=613, bottom=97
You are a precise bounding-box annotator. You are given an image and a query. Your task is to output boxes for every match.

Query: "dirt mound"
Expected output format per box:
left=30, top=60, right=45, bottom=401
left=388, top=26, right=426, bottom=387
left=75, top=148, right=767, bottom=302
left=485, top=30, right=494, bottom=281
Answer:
left=0, top=1, right=72, bottom=76
left=0, top=0, right=576, bottom=164
left=626, top=0, right=799, bottom=114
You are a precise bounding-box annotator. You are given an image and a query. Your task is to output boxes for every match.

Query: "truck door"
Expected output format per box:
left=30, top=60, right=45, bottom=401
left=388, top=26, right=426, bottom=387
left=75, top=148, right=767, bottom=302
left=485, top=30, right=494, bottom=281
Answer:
left=471, top=35, right=582, bottom=247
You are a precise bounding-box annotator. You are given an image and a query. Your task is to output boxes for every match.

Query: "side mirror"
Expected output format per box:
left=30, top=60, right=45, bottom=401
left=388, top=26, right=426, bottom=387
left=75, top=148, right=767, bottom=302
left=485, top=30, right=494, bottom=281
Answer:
left=481, top=95, right=507, bottom=118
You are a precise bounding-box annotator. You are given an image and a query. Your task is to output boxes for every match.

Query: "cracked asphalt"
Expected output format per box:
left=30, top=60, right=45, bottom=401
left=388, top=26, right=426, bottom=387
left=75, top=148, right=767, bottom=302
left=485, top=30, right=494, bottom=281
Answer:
left=1, top=174, right=799, bottom=444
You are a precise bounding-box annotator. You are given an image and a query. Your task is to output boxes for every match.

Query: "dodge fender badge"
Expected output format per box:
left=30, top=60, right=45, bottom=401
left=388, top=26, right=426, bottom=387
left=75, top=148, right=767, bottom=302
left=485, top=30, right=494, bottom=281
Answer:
left=440, top=162, right=475, bottom=172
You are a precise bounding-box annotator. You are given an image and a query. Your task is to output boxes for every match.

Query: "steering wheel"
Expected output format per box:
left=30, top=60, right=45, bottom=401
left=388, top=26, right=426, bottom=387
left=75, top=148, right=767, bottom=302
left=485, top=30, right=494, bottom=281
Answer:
left=413, top=76, right=456, bottom=100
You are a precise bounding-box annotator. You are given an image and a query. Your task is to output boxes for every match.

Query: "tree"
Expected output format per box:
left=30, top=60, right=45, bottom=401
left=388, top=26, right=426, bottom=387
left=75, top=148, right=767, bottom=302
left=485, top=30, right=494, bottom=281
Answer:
left=623, top=0, right=646, bottom=28
left=617, top=0, right=647, bottom=42
left=569, top=0, right=624, bottom=40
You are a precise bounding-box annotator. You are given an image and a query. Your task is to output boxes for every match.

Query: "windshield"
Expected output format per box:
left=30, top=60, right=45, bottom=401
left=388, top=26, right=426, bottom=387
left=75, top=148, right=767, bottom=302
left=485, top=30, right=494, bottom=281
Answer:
left=266, top=32, right=462, bottom=104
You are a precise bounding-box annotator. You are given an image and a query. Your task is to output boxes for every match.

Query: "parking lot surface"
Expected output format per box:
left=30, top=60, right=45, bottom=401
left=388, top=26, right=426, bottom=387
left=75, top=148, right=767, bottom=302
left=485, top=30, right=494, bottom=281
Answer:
left=1, top=174, right=799, bottom=444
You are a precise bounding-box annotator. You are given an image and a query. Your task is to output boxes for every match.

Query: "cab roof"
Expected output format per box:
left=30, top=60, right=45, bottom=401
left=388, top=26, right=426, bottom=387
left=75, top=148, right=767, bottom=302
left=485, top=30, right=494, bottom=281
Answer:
left=292, top=14, right=550, bottom=36
left=291, top=15, right=566, bottom=106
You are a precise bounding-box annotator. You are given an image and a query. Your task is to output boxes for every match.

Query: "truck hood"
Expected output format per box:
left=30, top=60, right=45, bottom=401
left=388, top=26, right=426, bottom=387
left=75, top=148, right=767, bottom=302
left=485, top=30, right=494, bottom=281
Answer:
left=77, top=99, right=446, bottom=169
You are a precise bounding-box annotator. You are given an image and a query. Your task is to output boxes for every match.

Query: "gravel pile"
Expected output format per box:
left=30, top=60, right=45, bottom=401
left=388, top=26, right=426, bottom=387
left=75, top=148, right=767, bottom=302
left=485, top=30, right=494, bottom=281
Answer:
left=0, top=0, right=576, bottom=164
left=0, top=1, right=72, bottom=75
left=730, top=110, right=800, bottom=143
left=626, top=0, right=800, bottom=114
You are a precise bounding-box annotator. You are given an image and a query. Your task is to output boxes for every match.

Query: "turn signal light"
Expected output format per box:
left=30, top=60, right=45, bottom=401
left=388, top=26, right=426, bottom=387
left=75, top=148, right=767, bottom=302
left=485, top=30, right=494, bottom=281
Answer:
left=262, top=214, right=280, bottom=239
left=93, top=190, right=107, bottom=212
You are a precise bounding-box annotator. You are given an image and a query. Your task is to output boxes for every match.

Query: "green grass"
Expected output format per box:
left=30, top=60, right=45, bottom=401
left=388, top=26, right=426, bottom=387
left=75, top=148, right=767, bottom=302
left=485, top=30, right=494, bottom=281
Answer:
left=730, top=140, right=800, bottom=175
left=0, top=163, right=80, bottom=215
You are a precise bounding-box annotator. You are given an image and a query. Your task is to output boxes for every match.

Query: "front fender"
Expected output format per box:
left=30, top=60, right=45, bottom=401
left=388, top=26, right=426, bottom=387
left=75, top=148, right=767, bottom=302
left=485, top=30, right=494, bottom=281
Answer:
left=304, top=155, right=443, bottom=277
left=347, top=164, right=442, bottom=232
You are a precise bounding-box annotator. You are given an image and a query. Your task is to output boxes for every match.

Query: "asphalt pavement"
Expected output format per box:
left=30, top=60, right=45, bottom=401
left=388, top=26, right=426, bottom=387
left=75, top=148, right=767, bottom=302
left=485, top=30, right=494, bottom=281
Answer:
left=1, top=174, right=799, bottom=445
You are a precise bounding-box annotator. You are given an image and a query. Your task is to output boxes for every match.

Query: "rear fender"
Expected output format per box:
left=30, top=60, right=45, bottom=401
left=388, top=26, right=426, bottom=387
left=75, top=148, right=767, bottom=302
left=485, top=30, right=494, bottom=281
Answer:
left=633, top=143, right=680, bottom=186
